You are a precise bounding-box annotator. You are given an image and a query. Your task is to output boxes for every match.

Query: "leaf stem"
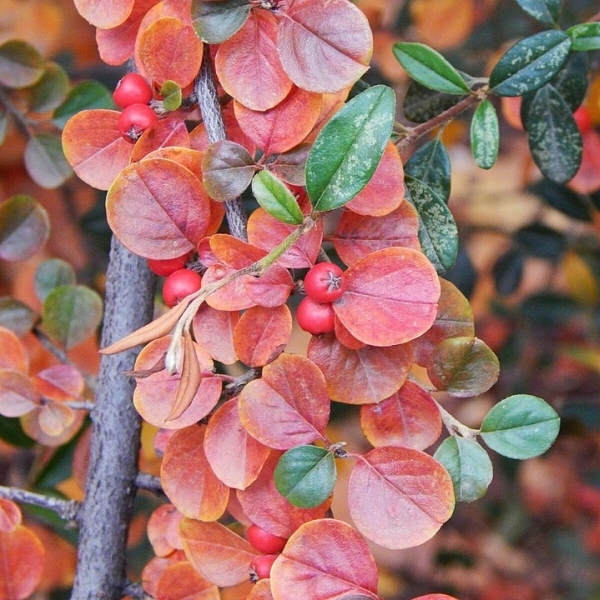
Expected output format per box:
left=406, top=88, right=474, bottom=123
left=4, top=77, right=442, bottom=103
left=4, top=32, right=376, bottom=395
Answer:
left=0, top=485, right=80, bottom=522
left=434, top=399, right=480, bottom=440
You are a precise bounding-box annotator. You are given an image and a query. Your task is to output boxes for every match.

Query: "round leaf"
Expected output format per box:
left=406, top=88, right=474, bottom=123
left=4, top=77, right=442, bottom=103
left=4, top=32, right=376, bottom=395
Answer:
left=0, top=299, right=38, bottom=337
left=252, top=171, right=303, bottom=225
left=0, top=40, right=44, bottom=88
left=480, top=394, right=560, bottom=460
left=24, top=133, right=73, bottom=189
left=191, top=0, right=251, bottom=44
left=34, top=258, right=76, bottom=302
left=73, top=0, right=134, bottom=28
left=53, top=81, right=115, bottom=129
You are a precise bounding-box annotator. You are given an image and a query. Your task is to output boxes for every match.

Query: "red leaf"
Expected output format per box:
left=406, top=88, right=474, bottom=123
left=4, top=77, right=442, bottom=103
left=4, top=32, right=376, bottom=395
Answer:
left=238, top=353, right=330, bottom=449
left=106, top=158, right=212, bottom=260
left=216, top=11, right=292, bottom=111
left=0, top=500, right=21, bottom=533
left=192, top=305, right=240, bottom=365
left=0, top=370, right=40, bottom=418
left=179, top=519, right=258, bottom=587
left=269, top=519, right=379, bottom=600
left=73, top=0, right=134, bottom=29
left=308, top=334, right=412, bottom=404
left=204, top=398, right=271, bottom=490
left=132, top=118, right=191, bottom=162
left=234, top=87, right=322, bottom=155
left=348, top=446, right=455, bottom=549
left=411, top=595, right=459, bottom=600
left=244, top=264, right=295, bottom=308
left=161, top=425, right=230, bottom=521
left=147, top=504, right=184, bottom=557
left=31, top=365, right=85, bottom=402
left=155, top=560, right=220, bottom=600
left=332, top=248, right=440, bottom=346
left=360, top=380, right=442, bottom=450
left=62, top=109, right=133, bottom=190
left=277, top=0, right=372, bottom=93
left=0, top=328, right=28, bottom=373
left=142, top=552, right=187, bottom=597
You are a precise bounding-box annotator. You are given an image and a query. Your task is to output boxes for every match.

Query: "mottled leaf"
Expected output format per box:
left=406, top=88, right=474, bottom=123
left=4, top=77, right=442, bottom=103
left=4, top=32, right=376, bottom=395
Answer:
left=470, top=99, right=499, bottom=170
left=404, top=138, right=451, bottom=204
left=567, top=23, right=600, bottom=52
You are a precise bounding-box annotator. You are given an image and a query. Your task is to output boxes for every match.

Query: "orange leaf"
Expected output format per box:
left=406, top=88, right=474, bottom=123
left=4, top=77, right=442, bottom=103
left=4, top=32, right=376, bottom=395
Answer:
left=192, top=305, right=240, bottom=365
left=348, top=446, right=455, bottom=549
left=0, top=370, right=40, bottom=418
left=73, top=0, right=134, bottom=29
left=161, top=425, right=229, bottom=521
left=37, top=402, right=76, bottom=437
left=0, top=500, right=21, bottom=533
left=142, top=552, right=188, bottom=598
left=269, top=519, right=379, bottom=600
left=32, top=365, right=85, bottom=402
left=147, top=504, right=184, bottom=557
left=0, top=327, right=28, bottom=373
left=132, top=118, right=191, bottom=162
left=247, top=579, right=274, bottom=600
left=155, top=560, right=220, bottom=600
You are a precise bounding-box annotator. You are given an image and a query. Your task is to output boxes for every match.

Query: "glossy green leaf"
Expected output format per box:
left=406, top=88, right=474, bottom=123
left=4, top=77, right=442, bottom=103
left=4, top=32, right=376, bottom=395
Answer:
left=0, top=40, right=44, bottom=88
left=480, top=394, right=560, bottom=459
left=160, top=80, right=182, bottom=111
left=515, top=223, right=566, bottom=259
left=274, top=445, right=336, bottom=508
left=0, top=298, right=38, bottom=337
left=530, top=178, right=591, bottom=221
left=427, top=336, right=500, bottom=398
left=191, top=0, right=251, bottom=44
left=514, top=0, right=560, bottom=26
left=526, top=84, right=582, bottom=183
left=567, top=23, right=600, bottom=52
left=251, top=171, right=303, bottom=225
left=403, top=80, right=466, bottom=124
left=404, top=176, right=458, bottom=273
left=434, top=437, right=493, bottom=503
left=0, top=195, right=50, bottom=262
left=392, top=43, right=470, bottom=95
left=306, top=85, right=395, bottom=212
left=27, top=62, right=70, bottom=113
left=470, top=99, right=499, bottom=170
left=519, top=291, right=581, bottom=325
left=404, top=138, right=451, bottom=204
left=0, top=416, right=35, bottom=448
left=34, top=259, right=77, bottom=302
left=490, top=30, right=571, bottom=97
left=53, top=80, right=115, bottom=129
left=24, top=133, right=73, bottom=189
left=41, top=284, right=103, bottom=349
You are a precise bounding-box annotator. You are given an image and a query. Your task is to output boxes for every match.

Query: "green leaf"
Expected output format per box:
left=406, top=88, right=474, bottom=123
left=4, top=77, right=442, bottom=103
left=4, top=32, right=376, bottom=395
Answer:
left=403, top=80, right=466, bottom=124
left=0, top=416, right=35, bottom=448
left=160, top=80, right=182, bottom=111
left=0, top=297, right=38, bottom=337
left=0, top=110, right=7, bottom=145
left=514, top=0, right=561, bottom=26
left=53, top=80, right=114, bottom=129
left=490, top=30, right=571, bottom=97
left=191, top=0, right=252, bottom=44
left=514, top=223, right=565, bottom=259
left=24, top=133, right=73, bottom=189
left=492, top=248, right=525, bottom=295
left=480, top=394, right=560, bottom=460
left=306, top=85, right=395, bottom=212
left=434, top=437, right=493, bottom=503
left=392, top=43, right=470, bottom=95
left=41, top=284, right=103, bottom=349
left=404, top=138, right=451, bottom=204
left=0, top=40, right=44, bottom=88
left=0, top=195, right=50, bottom=262
left=251, top=171, right=303, bottom=225
left=470, top=99, right=499, bottom=170
left=404, top=176, right=458, bottom=273
left=26, top=62, right=70, bottom=113
left=567, top=23, right=600, bottom=52
left=34, top=258, right=77, bottom=302
left=526, top=84, right=582, bottom=183
left=274, top=445, right=336, bottom=508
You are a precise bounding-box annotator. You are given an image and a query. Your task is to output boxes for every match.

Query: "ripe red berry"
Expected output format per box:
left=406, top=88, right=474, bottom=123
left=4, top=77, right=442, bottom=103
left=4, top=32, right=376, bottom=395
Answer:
left=117, top=103, right=158, bottom=143
left=573, top=105, right=593, bottom=134
left=162, top=269, right=202, bottom=307
left=250, top=554, right=278, bottom=581
left=304, top=262, right=347, bottom=303
left=113, top=73, right=153, bottom=109
left=297, top=296, right=335, bottom=335
left=246, top=524, right=287, bottom=554
left=147, top=254, right=190, bottom=277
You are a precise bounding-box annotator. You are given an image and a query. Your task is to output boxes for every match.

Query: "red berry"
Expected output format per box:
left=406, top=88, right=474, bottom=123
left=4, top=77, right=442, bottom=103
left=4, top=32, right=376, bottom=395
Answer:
left=304, top=262, right=347, bottom=303
left=147, top=254, right=190, bottom=277
left=250, top=554, right=278, bottom=581
left=246, top=524, right=287, bottom=554
left=297, top=296, right=335, bottom=335
left=162, top=269, right=202, bottom=307
left=113, top=73, right=153, bottom=109
left=574, top=105, right=593, bottom=134
left=117, top=103, right=158, bottom=143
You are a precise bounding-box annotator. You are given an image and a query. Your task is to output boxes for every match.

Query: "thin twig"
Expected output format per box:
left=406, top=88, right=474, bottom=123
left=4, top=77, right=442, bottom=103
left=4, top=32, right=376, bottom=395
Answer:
left=135, top=473, right=164, bottom=495
left=122, top=580, right=155, bottom=600
left=223, top=367, right=261, bottom=399
left=434, top=400, right=480, bottom=440
left=0, top=485, right=80, bottom=522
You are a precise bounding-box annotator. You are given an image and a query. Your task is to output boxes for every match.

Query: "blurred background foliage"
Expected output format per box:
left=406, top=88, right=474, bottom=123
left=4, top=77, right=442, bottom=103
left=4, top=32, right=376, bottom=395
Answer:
left=1, top=0, right=600, bottom=599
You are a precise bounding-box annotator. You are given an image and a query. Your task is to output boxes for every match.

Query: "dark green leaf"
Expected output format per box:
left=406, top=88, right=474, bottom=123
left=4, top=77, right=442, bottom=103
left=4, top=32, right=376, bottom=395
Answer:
left=0, top=297, right=38, bottom=337
left=514, top=0, right=561, bottom=26
left=434, top=437, right=493, bottom=502
left=251, top=171, right=303, bottom=225
left=0, top=416, right=35, bottom=448
left=0, top=195, right=50, bottom=261
left=53, top=80, right=114, bottom=129
left=515, top=223, right=566, bottom=259
left=405, top=176, right=458, bottom=273
left=526, top=84, right=582, bottom=183
left=274, top=445, right=336, bottom=508
left=0, top=110, right=7, bottom=145
left=530, top=178, right=591, bottom=221
left=160, top=80, right=182, bottom=111
left=0, top=39, right=44, bottom=88
left=392, top=43, right=470, bottom=94
left=403, top=80, right=466, bottom=124
left=34, top=258, right=77, bottom=302
left=492, top=248, right=524, bottom=295
left=26, top=62, right=70, bottom=113
left=306, top=85, right=395, bottom=212
left=41, top=284, right=103, bottom=349
left=404, top=138, right=451, bottom=204
left=490, top=30, right=571, bottom=97
left=519, top=291, right=582, bottom=324
left=481, top=394, right=560, bottom=459
left=567, top=23, right=600, bottom=52
left=191, top=0, right=251, bottom=44
left=24, top=133, right=73, bottom=189
left=470, top=99, right=499, bottom=170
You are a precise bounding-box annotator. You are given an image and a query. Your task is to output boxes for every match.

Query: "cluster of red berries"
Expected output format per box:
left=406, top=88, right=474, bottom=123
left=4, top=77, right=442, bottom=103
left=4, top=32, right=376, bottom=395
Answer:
left=147, top=254, right=201, bottom=307
left=246, top=523, right=288, bottom=581
left=113, top=73, right=158, bottom=143
left=297, top=262, right=347, bottom=336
